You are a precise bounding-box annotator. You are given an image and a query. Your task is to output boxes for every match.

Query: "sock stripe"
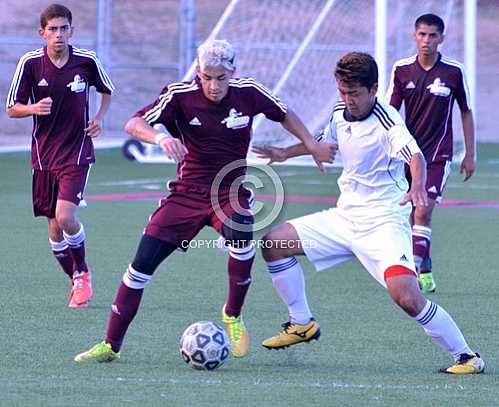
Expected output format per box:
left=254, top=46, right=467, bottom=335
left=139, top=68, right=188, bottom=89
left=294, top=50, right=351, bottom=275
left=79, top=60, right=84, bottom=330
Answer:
left=49, top=238, right=69, bottom=251
left=412, top=232, right=431, bottom=239
left=418, top=302, right=438, bottom=325
left=267, top=257, right=298, bottom=274
left=122, top=265, right=152, bottom=289
left=229, top=244, right=256, bottom=261
left=412, top=226, right=432, bottom=239
left=63, top=224, right=85, bottom=247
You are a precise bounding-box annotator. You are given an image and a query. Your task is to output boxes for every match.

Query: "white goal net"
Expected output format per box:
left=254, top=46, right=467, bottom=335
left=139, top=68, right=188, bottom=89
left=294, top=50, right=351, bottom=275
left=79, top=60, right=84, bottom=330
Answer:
left=126, top=0, right=472, bottom=164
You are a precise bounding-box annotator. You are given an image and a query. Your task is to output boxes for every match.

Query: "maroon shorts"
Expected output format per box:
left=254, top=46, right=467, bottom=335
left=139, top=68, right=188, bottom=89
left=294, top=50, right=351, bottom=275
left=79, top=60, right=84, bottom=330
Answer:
left=32, top=165, right=91, bottom=218
left=406, top=160, right=451, bottom=202
left=145, top=181, right=253, bottom=250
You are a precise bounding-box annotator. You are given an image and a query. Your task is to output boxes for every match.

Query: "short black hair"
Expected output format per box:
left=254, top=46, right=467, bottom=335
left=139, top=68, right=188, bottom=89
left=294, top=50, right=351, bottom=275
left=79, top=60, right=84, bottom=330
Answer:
left=415, top=13, right=445, bottom=34
left=40, top=4, right=72, bottom=28
left=334, top=52, right=378, bottom=89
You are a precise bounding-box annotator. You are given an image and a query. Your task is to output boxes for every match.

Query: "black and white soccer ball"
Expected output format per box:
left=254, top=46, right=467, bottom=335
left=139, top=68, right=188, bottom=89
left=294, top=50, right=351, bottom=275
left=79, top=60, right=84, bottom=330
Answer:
left=180, top=321, right=230, bottom=370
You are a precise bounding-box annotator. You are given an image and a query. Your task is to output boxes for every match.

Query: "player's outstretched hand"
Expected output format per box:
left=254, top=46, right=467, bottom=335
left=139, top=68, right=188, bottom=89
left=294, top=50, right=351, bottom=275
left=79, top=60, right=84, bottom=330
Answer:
left=308, top=142, right=338, bottom=172
left=400, top=185, right=428, bottom=207
left=33, top=97, right=52, bottom=116
left=85, top=118, right=103, bottom=138
left=159, top=137, right=188, bottom=162
left=252, top=145, right=287, bottom=165
left=460, top=154, right=475, bottom=182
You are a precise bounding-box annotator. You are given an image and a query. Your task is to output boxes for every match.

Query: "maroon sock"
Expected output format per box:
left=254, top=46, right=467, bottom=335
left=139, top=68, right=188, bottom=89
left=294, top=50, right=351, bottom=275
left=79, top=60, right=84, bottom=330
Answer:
left=105, top=281, right=144, bottom=352
left=52, top=247, right=74, bottom=278
left=68, top=242, right=88, bottom=273
left=224, top=251, right=254, bottom=317
left=64, top=227, right=89, bottom=272
left=412, top=226, right=432, bottom=266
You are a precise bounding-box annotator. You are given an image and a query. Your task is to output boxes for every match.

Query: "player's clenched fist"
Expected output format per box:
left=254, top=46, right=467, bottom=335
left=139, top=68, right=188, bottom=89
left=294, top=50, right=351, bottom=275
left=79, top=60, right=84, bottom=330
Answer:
left=33, top=96, right=52, bottom=116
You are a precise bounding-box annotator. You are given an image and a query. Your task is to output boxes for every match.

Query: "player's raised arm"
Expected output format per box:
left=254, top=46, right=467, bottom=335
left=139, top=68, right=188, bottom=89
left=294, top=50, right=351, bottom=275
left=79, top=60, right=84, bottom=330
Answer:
left=252, top=143, right=305, bottom=164
left=278, top=108, right=337, bottom=171
left=124, top=116, right=187, bottom=163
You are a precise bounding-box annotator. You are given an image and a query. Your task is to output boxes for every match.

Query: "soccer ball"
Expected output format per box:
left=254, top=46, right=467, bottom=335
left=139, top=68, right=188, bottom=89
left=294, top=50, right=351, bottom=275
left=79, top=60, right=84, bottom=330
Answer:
left=180, top=321, right=230, bottom=370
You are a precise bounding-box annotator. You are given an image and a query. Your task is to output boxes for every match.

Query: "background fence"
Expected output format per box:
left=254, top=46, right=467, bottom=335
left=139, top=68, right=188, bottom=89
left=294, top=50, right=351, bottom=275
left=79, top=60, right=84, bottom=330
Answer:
left=1, top=0, right=498, bottom=150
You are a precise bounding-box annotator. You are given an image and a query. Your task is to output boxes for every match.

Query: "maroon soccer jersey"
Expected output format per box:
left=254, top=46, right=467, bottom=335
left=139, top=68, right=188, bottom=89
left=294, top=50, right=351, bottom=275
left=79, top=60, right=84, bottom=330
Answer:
left=6, top=45, right=114, bottom=170
left=386, top=53, right=471, bottom=162
left=136, top=77, right=287, bottom=186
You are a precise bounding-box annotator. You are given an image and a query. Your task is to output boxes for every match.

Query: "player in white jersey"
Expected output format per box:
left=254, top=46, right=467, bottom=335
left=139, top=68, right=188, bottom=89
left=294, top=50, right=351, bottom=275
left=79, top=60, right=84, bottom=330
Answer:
left=253, top=52, right=484, bottom=374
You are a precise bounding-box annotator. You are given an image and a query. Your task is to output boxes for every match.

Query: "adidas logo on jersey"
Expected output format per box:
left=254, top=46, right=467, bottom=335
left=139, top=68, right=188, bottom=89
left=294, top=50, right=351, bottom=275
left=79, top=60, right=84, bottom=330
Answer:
left=38, top=78, right=49, bottom=87
left=405, top=81, right=416, bottom=89
left=189, top=117, right=202, bottom=126
left=399, top=254, right=409, bottom=262
left=428, top=186, right=438, bottom=194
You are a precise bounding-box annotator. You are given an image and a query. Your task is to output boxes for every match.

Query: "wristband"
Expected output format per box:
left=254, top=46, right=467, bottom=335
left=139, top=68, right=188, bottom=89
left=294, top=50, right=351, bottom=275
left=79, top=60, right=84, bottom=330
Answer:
left=154, top=132, right=171, bottom=145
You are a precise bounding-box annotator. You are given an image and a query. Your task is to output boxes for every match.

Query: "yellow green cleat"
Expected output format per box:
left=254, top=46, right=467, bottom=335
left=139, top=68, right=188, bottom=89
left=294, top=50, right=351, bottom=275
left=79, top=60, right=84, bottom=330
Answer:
left=74, top=342, right=120, bottom=364
left=222, top=305, right=249, bottom=357
left=418, top=272, right=436, bottom=293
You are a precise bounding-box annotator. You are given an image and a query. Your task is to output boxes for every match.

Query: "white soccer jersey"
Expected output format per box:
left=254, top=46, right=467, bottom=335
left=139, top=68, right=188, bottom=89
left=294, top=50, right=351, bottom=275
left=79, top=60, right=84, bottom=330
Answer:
left=319, top=98, right=421, bottom=218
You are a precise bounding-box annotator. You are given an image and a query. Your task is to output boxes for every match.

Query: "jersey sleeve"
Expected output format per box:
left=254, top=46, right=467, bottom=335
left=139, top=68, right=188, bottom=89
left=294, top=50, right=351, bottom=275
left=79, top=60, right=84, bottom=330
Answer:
left=6, top=55, right=33, bottom=108
left=385, top=65, right=403, bottom=110
left=135, top=84, right=179, bottom=131
left=454, top=66, right=472, bottom=112
left=385, top=106, right=421, bottom=164
left=87, top=53, right=114, bottom=94
left=243, top=78, right=287, bottom=122
left=315, top=110, right=338, bottom=144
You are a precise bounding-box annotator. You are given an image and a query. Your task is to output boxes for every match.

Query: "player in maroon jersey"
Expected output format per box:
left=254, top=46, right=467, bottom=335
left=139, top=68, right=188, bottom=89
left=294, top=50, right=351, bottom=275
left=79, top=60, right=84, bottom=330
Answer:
left=386, top=13, right=475, bottom=293
left=74, top=39, right=334, bottom=363
left=5, top=4, right=114, bottom=307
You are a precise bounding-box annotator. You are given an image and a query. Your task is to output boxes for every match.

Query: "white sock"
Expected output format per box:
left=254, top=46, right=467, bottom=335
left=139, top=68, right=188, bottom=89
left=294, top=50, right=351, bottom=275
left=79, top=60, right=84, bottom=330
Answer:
left=266, top=257, right=312, bottom=324
left=63, top=224, right=85, bottom=248
left=414, top=301, right=473, bottom=361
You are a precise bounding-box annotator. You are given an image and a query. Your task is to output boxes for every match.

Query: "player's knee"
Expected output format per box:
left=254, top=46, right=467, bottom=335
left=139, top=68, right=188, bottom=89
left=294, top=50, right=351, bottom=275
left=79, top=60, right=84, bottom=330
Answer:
left=55, top=212, right=78, bottom=231
left=221, top=213, right=254, bottom=249
left=261, top=228, right=288, bottom=261
left=131, top=234, right=177, bottom=276
left=394, top=290, right=425, bottom=317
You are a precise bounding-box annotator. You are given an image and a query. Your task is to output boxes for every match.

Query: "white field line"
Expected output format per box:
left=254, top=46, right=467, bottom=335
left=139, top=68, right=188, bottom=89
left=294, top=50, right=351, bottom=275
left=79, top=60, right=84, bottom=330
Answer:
left=95, top=178, right=165, bottom=186
left=1, top=375, right=472, bottom=392
left=0, top=139, right=123, bottom=153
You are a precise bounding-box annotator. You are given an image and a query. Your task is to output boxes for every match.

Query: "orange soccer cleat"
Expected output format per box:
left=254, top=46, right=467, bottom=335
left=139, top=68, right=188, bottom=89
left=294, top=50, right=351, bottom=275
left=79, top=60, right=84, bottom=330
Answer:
left=68, top=270, right=93, bottom=308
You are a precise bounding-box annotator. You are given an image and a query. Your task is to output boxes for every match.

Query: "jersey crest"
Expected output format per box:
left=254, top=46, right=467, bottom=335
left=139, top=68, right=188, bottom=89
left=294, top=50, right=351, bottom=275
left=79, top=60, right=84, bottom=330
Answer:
left=221, top=108, right=250, bottom=129
left=426, top=77, right=451, bottom=97
left=66, top=74, right=86, bottom=93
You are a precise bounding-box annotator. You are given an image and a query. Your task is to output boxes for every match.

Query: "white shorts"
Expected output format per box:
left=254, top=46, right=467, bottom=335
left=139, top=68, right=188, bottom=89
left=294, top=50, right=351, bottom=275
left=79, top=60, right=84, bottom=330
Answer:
left=288, top=207, right=416, bottom=287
